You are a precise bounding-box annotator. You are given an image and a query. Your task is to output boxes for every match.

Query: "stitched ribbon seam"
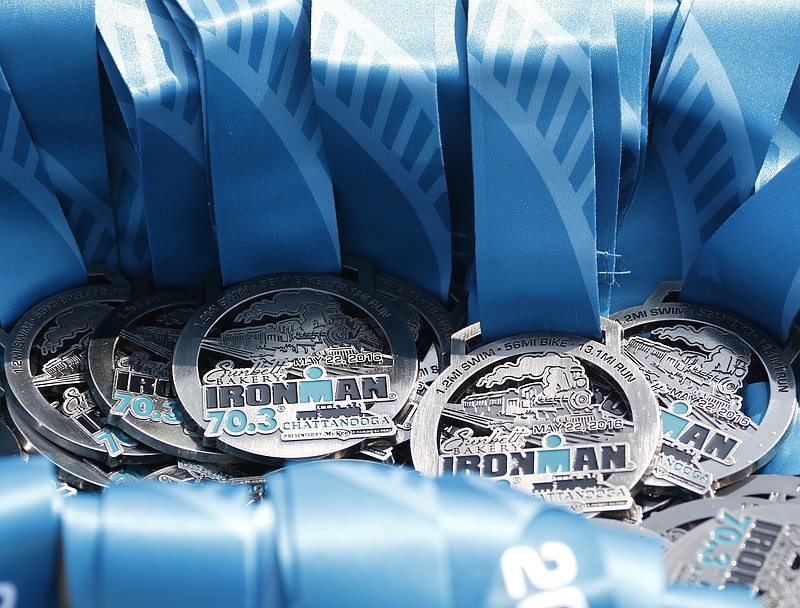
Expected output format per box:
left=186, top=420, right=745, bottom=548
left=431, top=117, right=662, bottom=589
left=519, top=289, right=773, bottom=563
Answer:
left=467, top=0, right=601, bottom=340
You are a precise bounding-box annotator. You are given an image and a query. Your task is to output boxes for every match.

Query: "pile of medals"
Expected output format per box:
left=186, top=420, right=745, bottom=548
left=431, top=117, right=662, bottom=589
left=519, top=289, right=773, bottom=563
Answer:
left=1, top=265, right=799, bottom=604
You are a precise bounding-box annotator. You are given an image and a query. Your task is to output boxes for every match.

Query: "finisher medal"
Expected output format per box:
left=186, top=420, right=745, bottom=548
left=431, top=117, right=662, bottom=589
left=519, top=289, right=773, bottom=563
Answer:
left=88, top=290, right=239, bottom=463
left=411, top=319, right=660, bottom=515
left=667, top=503, right=800, bottom=605
left=2, top=282, right=164, bottom=466
left=172, top=273, right=418, bottom=461
left=8, top=403, right=156, bottom=491
left=613, top=283, right=797, bottom=495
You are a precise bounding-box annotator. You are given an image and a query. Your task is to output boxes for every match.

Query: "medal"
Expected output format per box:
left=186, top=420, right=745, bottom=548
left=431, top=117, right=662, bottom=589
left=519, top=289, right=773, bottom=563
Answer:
left=7, top=401, right=157, bottom=490
left=643, top=496, right=773, bottom=543
left=667, top=503, right=800, bottom=602
left=412, top=319, right=660, bottom=514
left=613, top=282, right=797, bottom=495
left=88, top=289, right=240, bottom=463
left=173, top=273, right=418, bottom=461
left=2, top=280, right=165, bottom=465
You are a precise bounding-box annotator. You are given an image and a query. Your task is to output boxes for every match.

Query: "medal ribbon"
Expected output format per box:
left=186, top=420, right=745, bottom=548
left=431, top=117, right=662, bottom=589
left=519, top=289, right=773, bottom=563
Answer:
left=0, top=459, right=61, bottom=608
left=0, top=66, right=86, bottom=329
left=467, top=0, right=602, bottom=340
left=612, top=0, right=800, bottom=311
left=0, top=0, right=120, bottom=267
left=99, top=67, right=153, bottom=279
left=164, top=0, right=341, bottom=286
left=96, top=0, right=218, bottom=288
left=309, top=0, right=453, bottom=302
left=755, top=72, right=800, bottom=192
left=45, top=458, right=758, bottom=607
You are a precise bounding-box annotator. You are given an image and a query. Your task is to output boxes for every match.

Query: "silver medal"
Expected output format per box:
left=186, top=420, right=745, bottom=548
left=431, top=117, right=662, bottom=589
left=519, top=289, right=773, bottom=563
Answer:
left=7, top=401, right=158, bottom=491
left=87, top=290, right=240, bottom=463
left=411, top=319, right=661, bottom=515
left=643, top=495, right=773, bottom=542
left=613, top=282, right=797, bottom=495
left=2, top=282, right=165, bottom=465
left=667, top=503, right=800, bottom=604
left=172, top=273, right=418, bottom=461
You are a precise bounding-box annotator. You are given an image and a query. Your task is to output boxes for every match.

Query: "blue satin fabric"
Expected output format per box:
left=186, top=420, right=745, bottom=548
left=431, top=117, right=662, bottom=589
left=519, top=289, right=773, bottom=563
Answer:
left=0, top=0, right=119, bottom=267
left=612, top=0, right=800, bottom=311
left=164, top=0, right=341, bottom=286
left=591, top=0, right=622, bottom=316
left=0, top=458, right=61, bottom=608
left=62, top=482, right=282, bottom=608
left=46, top=458, right=759, bottom=608
left=436, top=0, right=474, bottom=285
left=756, top=72, right=800, bottom=192
left=0, top=66, right=86, bottom=328
left=99, top=67, right=153, bottom=279
left=310, top=0, right=453, bottom=302
left=614, top=0, right=655, bottom=220
left=467, top=0, right=601, bottom=340
left=681, top=158, right=800, bottom=347
left=97, top=0, right=218, bottom=288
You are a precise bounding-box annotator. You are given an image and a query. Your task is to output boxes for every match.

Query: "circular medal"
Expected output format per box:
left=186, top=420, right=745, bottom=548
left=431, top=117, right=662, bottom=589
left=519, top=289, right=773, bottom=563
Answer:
left=88, top=290, right=239, bottom=463
left=613, top=282, right=797, bottom=495
left=411, top=319, right=661, bottom=515
left=8, top=402, right=158, bottom=491
left=643, top=496, right=772, bottom=542
left=172, top=273, right=418, bottom=461
left=2, top=284, right=164, bottom=465
left=667, top=503, right=800, bottom=603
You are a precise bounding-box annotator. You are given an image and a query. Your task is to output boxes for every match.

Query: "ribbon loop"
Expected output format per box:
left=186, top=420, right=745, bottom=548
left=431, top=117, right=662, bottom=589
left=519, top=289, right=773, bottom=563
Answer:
left=97, top=0, right=218, bottom=288
left=468, top=0, right=600, bottom=340
left=0, top=66, right=86, bottom=328
left=0, top=0, right=119, bottom=267
left=310, top=0, right=453, bottom=302
left=165, top=0, right=341, bottom=285
left=613, top=0, right=800, bottom=310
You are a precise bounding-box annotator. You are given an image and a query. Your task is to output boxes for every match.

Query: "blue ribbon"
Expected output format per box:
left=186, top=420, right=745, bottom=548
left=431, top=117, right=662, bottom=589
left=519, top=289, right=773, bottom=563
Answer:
left=0, top=458, right=60, bottom=608
left=0, top=65, right=86, bottom=329
left=681, top=158, right=800, bottom=346
left=590, top=0, right=622, bottom=316
left=99, top=67, right=153, bottom=279
left=614, top=0, right=655, bottom=220
left=0, top=0, right=120, bottom=267
left=612, top=0, right=800, bottom=311
left=48, top=457, right=759, bottom=607
left=310, top=0, right=453, bottom=302
left=165, top=0, right=341, bottom=286
left=467, top=0, right=601, bottom=340
left=755, top=71, right=800, bottom=192
left=97, top=0, right=218, bottom=288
